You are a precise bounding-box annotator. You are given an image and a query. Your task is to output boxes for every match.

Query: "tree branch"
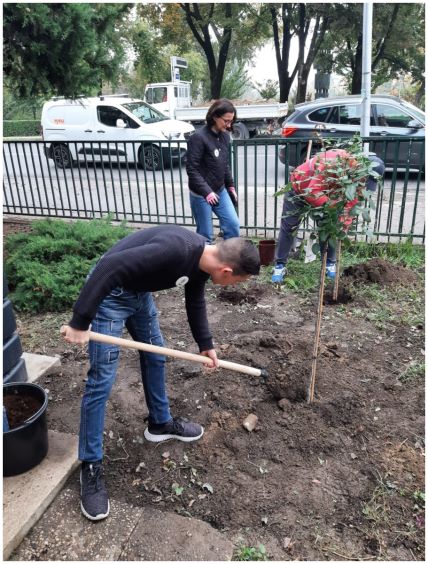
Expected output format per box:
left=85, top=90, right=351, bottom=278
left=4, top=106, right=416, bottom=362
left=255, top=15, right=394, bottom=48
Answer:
left=372, top=4, right=400, bottom=70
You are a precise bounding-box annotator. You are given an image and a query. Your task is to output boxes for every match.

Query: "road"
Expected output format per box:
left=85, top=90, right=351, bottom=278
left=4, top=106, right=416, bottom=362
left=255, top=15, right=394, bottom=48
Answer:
left=3, top=142, right=425, bottom=240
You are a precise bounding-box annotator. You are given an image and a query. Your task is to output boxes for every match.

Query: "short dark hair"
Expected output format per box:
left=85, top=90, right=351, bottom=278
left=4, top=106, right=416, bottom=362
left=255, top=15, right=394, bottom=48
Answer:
left=206, top=99, right=237, bottom=127
left=216, top=238, right=260, bottom=276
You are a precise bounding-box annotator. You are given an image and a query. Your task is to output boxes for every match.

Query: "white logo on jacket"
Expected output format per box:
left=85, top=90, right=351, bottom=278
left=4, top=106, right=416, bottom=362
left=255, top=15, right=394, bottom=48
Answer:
left=175, top=276, right=189, bottom=287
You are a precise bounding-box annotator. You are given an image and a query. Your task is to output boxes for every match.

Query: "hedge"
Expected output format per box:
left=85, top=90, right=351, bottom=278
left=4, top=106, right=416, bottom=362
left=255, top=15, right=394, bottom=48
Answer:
left=3, top=120, right=41, bottom=138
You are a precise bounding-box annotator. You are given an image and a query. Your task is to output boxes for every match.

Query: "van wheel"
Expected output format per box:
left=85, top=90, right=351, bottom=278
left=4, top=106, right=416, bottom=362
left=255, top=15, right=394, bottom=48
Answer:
left=52, top=144, right=73, bottom=168
left=139, top=145, right=161, bottom=171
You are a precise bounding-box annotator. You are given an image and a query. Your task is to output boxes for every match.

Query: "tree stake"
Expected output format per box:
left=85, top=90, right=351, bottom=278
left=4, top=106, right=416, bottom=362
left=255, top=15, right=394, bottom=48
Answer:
left=332, top=240, right=342, bottom=301
left=308, top=250, right=327, bottom=403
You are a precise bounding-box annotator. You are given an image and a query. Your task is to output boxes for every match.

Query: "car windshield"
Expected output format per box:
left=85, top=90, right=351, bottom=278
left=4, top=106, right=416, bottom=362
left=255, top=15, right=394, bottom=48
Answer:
left=401, top=101, right=425, bottom=124
left=122, top=101, right=168, bottom=124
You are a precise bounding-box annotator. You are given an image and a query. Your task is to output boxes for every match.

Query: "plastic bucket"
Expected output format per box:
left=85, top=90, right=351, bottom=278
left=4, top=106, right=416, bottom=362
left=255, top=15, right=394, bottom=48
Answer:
left=258, top=239, right=276, bottom=266
left=3, top=382, right=49, bottom=477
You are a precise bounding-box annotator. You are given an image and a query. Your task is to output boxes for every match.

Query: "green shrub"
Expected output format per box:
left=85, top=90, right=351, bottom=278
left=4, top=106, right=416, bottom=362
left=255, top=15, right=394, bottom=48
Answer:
left=5, top=218, right=132, bottom=313
left=3, top=120, right=41, bottom=138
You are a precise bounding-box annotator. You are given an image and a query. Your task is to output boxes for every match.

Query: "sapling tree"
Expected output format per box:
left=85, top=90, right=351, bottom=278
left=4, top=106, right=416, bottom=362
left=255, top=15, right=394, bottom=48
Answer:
left=276, top=138, right=382, bottom=402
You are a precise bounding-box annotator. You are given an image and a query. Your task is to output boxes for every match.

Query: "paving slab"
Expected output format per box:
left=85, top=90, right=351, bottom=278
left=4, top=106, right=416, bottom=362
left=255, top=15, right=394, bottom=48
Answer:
left=22, top=352, right=61, bottom=383
left=122, top=506, right=235, bottom=561
left=10, top=487, right=144, bottom=561
left=10, top=484, right=234, bottom=561
left=3, top=430, right=79, bottom=560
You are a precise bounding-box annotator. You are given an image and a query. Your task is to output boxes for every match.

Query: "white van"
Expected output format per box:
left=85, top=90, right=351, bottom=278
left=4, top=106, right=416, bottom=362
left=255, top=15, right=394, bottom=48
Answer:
left=41, top=95, right=195, bottom=170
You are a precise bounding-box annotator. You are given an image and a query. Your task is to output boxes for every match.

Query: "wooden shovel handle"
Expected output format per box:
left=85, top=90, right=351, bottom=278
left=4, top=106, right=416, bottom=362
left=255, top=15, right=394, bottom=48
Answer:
left=88, top=331, right=262, bottom=377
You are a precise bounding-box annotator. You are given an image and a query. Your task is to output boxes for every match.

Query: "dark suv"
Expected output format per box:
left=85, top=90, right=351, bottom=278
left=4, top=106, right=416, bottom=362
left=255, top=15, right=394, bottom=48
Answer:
left=279, top=95, right=425, bottom=168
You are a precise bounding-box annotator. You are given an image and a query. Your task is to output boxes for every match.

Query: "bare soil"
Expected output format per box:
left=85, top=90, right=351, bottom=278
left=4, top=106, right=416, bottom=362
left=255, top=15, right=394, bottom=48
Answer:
left=4, top=221, right=425, bottom=561
left=3, top=394, right=43, bottom=429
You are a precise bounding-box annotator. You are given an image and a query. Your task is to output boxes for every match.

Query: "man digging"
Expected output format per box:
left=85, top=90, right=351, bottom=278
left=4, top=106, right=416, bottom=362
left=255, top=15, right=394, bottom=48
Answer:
left=61, top=224, right=260, bottom=521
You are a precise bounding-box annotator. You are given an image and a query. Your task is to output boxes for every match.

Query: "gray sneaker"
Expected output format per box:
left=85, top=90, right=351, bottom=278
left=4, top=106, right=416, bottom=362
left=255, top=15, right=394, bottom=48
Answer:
left=80, top=461, right=110, bottom=521
left=144, top=417, right=204, bottom=443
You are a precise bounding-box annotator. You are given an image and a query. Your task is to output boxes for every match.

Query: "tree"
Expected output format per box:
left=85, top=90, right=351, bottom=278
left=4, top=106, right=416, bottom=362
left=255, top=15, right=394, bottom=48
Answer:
left=135, top=3, right=269, bottom=101
left=3, top=3, right=130, bottom=99
left=253, top=79, right=279, bottom=101
left=178, top=3, right=233, bottom=99
left=179, top=3, right=269, bottom=99
left=265, top=4, right=333, bottom=104
left=294, top=5, right=332, bottom=103
left=219, top=60, right=251, bottom=100
left=320, top=3, right=425, bottom=95
left=126, top=20, right=171, bottom=96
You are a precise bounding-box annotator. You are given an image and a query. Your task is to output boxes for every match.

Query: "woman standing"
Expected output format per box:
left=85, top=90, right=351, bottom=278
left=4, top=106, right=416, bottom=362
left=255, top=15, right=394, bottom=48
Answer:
left=186, top=99, right=240, bottom=242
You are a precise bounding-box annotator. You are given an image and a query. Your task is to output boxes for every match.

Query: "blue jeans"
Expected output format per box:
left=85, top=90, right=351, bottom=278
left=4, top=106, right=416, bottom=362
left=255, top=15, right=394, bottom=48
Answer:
left=190, top=187, right=240, bottom=242
left=79, top=288, right=168, bottom=463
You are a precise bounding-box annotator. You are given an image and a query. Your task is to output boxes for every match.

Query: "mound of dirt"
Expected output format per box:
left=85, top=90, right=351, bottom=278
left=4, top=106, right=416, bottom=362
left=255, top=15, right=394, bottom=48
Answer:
left=343, top=258, right=418, bottom=286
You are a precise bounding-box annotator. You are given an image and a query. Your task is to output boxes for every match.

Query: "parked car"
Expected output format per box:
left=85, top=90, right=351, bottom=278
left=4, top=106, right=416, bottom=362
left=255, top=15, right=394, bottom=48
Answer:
left=278, top=95, right=425, bottom=169
left=41, top=95, right=195, bottom=170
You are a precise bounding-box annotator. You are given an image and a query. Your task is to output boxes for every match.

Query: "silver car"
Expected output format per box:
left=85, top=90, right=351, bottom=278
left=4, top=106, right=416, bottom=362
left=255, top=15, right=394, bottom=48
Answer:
left=279, top=95, right=425, bottom=169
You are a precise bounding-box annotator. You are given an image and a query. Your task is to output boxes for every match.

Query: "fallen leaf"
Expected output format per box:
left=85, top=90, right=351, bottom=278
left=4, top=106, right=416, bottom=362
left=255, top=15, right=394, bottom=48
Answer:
left=312, top=479, right=321, bottom=484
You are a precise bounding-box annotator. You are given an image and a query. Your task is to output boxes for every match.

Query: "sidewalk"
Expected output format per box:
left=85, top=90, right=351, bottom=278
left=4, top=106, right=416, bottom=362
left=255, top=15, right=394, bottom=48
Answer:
left=3, top=353, right=235, bottom=561
left=9, top=486, right=234, bottom=561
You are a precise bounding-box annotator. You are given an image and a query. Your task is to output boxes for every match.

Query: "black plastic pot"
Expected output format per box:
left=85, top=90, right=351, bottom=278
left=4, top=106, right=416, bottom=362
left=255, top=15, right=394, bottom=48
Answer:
left=3, top=382, right=49, bottom=477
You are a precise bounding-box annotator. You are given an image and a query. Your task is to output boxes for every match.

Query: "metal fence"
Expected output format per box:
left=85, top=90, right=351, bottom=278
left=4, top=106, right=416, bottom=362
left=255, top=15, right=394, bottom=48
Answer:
left=3, top=136, right=425, bottom=242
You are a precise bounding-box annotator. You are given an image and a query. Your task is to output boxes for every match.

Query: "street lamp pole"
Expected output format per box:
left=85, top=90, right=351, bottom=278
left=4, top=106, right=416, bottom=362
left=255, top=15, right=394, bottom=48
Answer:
left=361, top=2, right=373, bottom=154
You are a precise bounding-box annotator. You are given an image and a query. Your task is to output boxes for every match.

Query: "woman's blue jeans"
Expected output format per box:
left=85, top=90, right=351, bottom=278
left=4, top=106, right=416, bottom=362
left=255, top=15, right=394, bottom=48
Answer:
left=79, top=288, right=169, bottom=463
left=190, top=187, right=240, bottom=242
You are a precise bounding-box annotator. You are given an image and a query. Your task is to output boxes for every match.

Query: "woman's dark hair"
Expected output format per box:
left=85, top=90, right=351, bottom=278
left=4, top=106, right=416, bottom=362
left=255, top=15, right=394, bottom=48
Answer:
left=206, top=99, right=237, bottom=127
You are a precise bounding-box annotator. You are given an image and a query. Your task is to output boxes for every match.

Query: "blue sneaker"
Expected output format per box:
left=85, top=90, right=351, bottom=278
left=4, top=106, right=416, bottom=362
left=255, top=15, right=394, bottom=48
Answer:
left=271, top=263, right=286, bottom=283
left=326, top=261, right=336, bottom=280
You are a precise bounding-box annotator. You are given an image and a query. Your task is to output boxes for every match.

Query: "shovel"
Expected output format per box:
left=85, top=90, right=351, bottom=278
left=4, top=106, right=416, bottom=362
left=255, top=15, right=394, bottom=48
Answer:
left=61, top=327, right=266, bottom=379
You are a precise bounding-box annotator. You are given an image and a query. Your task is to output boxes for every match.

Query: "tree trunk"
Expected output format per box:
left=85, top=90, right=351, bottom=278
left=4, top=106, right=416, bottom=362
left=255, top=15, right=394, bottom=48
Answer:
left=350, top=32, right=363, bottom=94
left=270, top=4, right=295, bottom=104
left=279, top=75, right=292, bottom=103
left=180, top=2, right=232, bottom=101
left=296, top=12, right=331, bottom=103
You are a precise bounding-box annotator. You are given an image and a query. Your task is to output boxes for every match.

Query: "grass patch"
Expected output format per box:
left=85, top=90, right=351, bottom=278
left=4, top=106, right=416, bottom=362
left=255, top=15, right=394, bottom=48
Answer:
left=398, top=361, right=425, bottom=383
left=351, top=283, right=424, bottom=329
left=233, top=544, right=268, bottom=561
left=361, top=473, right=425, bottom=558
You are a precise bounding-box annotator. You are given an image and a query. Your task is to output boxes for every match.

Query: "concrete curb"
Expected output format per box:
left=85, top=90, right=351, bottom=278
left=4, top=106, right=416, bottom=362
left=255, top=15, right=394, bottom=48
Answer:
left=3, top=430, right=79, bottom=560
left=22, top=352, right=61, bottom=383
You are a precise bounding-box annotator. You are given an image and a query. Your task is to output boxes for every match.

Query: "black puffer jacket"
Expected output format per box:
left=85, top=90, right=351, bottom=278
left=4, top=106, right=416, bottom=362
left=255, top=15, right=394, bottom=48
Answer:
left=186, top=125, right=234, bottom=198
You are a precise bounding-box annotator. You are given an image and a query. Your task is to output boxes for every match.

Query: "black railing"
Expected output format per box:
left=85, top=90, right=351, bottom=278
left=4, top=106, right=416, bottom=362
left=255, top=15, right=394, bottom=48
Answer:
left=3, top=136, right=425, bottom=242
